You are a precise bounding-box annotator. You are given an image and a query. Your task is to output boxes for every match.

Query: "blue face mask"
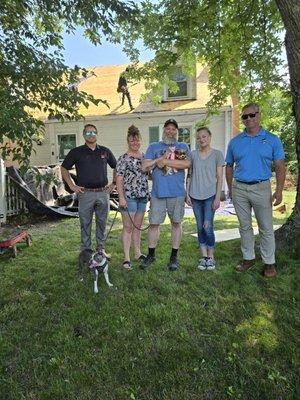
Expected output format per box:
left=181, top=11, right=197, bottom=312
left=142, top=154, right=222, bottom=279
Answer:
left=84, top=131, right=97, bottom=137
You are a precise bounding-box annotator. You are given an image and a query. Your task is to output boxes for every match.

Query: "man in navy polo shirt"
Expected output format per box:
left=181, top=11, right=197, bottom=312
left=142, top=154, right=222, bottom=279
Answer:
left=140, top=119, right=191, bottom=271
left=61, top=124, right=117, bottom=253
left=225, top=103, right=285, bottom=277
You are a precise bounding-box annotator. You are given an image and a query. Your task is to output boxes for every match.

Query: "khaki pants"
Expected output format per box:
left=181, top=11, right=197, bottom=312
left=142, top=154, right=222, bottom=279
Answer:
left=232, top=180, right=275, bottom=264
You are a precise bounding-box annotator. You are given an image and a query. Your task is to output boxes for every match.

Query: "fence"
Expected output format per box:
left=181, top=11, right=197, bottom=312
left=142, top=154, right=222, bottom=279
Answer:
left=0, top=159, right=27, bottom=224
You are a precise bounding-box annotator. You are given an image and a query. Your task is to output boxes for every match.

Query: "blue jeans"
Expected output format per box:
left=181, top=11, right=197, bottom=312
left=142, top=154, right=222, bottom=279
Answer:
left=191, top=195, right=216, bottom=249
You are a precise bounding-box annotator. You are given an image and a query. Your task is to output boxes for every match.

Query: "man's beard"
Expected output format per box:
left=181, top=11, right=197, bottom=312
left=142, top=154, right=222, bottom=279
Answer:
left=162, top=134, right=177, bottom=145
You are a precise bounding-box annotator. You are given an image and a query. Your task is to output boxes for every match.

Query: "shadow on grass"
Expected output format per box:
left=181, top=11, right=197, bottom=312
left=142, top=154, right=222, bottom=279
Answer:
left=0, top=216, right=298, bottom=400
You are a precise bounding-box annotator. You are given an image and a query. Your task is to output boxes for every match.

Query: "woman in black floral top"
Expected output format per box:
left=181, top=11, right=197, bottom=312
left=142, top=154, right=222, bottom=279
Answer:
left=116, top=125, right=149, bottom=270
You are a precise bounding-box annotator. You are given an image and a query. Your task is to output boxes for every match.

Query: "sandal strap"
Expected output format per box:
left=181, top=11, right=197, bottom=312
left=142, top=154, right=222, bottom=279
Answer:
left=122, top=261, right=132, bottom=270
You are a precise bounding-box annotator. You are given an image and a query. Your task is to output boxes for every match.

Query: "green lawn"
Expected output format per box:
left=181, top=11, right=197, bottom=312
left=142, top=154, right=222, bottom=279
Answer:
left=0, top=191, right=299, bottom=400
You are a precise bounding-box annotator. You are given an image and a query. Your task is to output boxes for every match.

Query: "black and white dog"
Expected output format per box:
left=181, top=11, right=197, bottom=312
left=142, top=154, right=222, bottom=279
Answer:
left=78, top=249, right=113, bottom=293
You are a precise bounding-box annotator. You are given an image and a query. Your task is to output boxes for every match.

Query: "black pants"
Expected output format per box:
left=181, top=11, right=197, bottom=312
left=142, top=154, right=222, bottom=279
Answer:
left=121, top=88, right=133, bottom=109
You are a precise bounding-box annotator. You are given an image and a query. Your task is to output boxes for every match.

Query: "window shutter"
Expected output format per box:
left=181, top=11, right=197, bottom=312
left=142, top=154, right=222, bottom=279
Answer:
left=149, top=126, right=159, bottom=143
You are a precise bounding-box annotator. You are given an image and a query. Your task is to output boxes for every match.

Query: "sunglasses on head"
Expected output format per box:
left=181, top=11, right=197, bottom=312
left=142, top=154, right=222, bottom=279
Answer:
left=241, top=112, right=259, bottom=120
left=84, top=130, right=97, bottom=136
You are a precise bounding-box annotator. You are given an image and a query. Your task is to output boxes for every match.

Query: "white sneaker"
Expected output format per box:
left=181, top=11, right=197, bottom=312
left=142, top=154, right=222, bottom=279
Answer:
left=206, top=257, right=216, bottom=270
left=197, top=258, right=207, bottom=270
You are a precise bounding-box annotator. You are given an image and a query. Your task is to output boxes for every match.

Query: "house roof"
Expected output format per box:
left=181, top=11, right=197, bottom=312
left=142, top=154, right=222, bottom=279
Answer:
left=77, top=63, right=232, bottom=116
left=34, top=63, right=232, bottom=119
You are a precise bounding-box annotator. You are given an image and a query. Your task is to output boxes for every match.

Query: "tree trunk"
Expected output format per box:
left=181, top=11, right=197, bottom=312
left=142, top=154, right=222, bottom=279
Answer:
left=275, top=0, right=300, bottom=252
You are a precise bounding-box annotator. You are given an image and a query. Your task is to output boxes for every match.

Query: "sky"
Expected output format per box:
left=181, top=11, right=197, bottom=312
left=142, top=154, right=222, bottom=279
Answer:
left=63, top=28, right=154, bottom=68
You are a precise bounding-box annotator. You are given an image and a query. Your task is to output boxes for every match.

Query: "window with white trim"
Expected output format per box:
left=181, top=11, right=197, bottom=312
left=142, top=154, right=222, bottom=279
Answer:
left=164, top=66, right=196, bottom=101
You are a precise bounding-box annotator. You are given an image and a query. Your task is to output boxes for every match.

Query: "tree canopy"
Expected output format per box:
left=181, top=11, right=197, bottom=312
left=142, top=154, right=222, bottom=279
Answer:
left=119, top=1, right=285, bottom=109
left=0, top=0, right=137, bottom=166
left=117, top=0, right=299, bottom=247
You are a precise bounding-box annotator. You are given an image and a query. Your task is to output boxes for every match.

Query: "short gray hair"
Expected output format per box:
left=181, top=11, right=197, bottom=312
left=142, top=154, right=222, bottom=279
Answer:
left=242, top=102, right=260, bottom=113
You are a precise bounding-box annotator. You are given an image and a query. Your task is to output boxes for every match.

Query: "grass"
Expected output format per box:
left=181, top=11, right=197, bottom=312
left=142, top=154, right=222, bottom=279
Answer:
left=0, top=190, right=299, bottom=400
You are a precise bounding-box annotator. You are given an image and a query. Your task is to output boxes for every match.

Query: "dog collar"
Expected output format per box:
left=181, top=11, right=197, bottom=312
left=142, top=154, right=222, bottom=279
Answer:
left=89, top=258, right=107, bottom=270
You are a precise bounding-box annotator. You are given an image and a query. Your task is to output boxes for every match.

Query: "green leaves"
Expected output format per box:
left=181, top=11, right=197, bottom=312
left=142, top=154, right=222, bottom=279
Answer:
left=0, top=0, right=138, bottom=167
left=118, top=0, right=285, bottom=111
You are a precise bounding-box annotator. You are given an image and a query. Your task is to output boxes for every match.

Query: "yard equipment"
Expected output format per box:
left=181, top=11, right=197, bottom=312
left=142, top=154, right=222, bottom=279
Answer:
left=0, top=228, right=32, bottom=257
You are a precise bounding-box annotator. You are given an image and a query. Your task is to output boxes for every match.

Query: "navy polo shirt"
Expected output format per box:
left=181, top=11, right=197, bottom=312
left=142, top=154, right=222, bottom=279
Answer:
left=62, top=144, right=117, bottom=188
left=225, top=128, right=285, bottom=182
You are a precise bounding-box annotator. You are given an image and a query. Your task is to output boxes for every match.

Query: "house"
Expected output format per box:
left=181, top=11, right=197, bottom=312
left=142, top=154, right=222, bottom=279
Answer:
left=29, top=63, right=239, bottom=180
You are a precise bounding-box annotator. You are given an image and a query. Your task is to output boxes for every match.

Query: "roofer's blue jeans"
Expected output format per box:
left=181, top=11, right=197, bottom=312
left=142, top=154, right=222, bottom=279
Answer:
left=191, top=195, right=216, bottom=249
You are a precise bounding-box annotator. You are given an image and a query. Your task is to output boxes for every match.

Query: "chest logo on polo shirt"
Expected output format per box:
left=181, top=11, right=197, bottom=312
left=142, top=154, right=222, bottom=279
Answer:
left=261, top=138, right=266, bottom=144
left=100, top=152, right=108, bottom=159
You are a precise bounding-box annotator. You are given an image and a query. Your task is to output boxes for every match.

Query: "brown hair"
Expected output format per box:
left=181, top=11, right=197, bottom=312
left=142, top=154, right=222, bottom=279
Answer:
left=127, top=125, right=141, bottom=142
left=196, top=126, right=212, bottom=136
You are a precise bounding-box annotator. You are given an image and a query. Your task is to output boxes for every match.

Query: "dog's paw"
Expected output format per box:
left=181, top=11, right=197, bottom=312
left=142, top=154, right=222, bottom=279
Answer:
left=108, top=283, right=113, bottom=287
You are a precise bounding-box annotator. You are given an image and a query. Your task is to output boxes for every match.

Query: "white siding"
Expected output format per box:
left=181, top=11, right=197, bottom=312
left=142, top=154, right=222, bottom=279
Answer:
left=30, top=109, right=231, bottom=181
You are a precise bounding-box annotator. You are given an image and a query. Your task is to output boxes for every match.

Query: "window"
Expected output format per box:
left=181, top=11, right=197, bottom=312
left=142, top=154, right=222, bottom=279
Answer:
left=168, top=67, right=188, bottom=98
left=178, top=127, right=191, bottom=148
left=58, top=134, right=76, bottom=161
left=164, top=66, right=195, bottom=101
left=149, top=126, right=159, bottom=143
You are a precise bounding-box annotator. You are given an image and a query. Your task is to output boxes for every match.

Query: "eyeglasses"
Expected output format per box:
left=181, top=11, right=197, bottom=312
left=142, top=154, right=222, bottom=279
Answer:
left=84, top=131, right=97, bottom=136
left=241, top=112, right=259, bottom=120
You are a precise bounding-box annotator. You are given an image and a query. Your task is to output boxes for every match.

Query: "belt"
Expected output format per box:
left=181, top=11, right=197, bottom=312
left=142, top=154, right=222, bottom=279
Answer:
left=84, top=187, right=106, bottom=192
left=235, top=179, right=269, bottom=185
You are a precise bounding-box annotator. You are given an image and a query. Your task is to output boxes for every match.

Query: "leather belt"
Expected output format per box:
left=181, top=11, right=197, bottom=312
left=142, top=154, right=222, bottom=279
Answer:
left=236, top=179, right=269, bottom=185
left=84, top=187, right=106, bottom=192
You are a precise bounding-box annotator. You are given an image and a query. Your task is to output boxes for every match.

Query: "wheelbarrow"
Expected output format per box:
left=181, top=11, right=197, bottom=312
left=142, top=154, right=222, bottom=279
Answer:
left=0, top=229, right=32, bottom=257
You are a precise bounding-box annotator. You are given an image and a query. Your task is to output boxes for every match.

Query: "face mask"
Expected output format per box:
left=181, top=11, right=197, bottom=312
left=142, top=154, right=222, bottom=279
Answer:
left=84, top=131, right=97, bottom=137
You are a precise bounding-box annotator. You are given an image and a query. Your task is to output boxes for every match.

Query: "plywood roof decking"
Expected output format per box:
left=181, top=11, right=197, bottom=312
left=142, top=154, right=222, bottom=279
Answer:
left=34, top=63, right=232, bottom=119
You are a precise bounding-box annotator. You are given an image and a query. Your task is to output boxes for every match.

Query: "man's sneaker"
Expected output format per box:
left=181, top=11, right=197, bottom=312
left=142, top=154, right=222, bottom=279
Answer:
left=263, top=264, right=277, bottom=278
left=140, top=254, right=155, bottom=270
left=235, top=259, right=255, bottom=272
left=197, top=258, right=207, bottom=270
left=167, top=257, right=179, bottom=271
left=206, top=257, right=216, bottom=270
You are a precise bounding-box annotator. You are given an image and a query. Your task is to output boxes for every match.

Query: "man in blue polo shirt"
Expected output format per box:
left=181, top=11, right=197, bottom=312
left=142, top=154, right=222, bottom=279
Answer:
left=140, top=119, right=191, bottom=271
left=225, top=103, right=285, bottom=277
left=61, top=124, right=117, bottom=253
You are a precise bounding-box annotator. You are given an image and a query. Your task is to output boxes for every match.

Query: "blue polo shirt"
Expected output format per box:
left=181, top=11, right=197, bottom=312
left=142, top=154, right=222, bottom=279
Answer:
left=145, top=141, right=191, bottom=198
left=225, top=128, right=285, bottom=182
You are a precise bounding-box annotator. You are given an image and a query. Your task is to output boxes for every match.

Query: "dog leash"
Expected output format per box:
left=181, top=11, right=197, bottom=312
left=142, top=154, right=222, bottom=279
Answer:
left=103, top=205, right=151, bottom=247
left=120, top=206, right=151, bottom=231
left=103, top=209, right=119, bottom=243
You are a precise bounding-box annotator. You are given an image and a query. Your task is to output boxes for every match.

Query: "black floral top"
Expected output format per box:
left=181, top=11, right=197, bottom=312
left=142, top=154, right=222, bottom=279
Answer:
left=116, top=153, right=149, bottom=199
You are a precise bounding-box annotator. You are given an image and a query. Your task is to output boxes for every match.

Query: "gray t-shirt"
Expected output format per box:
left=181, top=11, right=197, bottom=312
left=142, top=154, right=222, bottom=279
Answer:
left=189, top=149, right=224, bottom=200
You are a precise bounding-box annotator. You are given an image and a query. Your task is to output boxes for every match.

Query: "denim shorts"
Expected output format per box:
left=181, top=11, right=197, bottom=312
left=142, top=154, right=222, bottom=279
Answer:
left=121, top=197, right=148, bottom=213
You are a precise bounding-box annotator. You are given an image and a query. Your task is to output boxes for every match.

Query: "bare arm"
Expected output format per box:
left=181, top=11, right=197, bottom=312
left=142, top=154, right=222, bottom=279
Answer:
left=142, top=154, right=167, bottom=172
left=185, top=168, right=192, bottom=206
left=142, top=158, right=158, bottom=172
left=156, top=158, right=191, bottom=170
left=61, top=166, right=84, bottom=193
left=213, top=166, right=224, bottom=210
left=105, top=169, right=117, bottom=194
left=272, top=159, right=286, bottom=206
left=225, top=164, right=234, bottom=199
left=116, top=175, right=127, bottom=208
